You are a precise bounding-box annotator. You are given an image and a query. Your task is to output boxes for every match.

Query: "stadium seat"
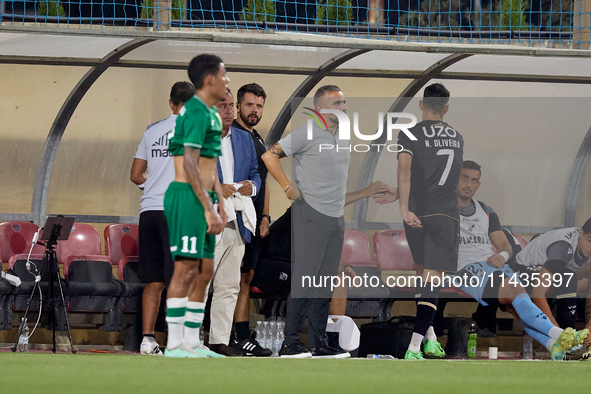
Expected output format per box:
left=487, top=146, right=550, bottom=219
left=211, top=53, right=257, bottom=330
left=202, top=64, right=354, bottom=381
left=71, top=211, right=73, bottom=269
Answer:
left=373, top=230, right=415, bottom=271
left=341, top=229, right=376, bottom=267
left=0, top=273, right=15, bottom=330
left=339, top=230, right=386, bottom=319
left=117, top=256, right=144, bottom=313
left=56, top=223, right=102, bottom=265
left=0, top=221, right=45, bottom=264
left=9, top=253, right=52, bottom=312
left=63, top=255, right=122, bottom=331
left=104, top=224, right=139, bottom=266
left=7, top=253, right=70, bottom=330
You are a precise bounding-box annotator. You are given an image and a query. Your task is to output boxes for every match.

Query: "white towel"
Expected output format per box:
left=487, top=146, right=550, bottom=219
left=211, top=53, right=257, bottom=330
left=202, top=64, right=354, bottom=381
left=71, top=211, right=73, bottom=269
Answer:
left=227, top=184, right=257, bottom=235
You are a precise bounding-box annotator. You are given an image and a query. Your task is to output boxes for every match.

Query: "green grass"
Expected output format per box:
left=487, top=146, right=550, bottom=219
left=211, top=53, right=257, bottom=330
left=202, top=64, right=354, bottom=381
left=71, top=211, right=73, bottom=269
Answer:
left=3, top=353, right=591, bottom=393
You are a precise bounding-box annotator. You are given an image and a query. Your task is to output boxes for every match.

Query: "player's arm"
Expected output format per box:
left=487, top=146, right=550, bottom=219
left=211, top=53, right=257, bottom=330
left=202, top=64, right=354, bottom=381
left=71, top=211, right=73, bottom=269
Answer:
left=345, top=181, right=391, bottom=206
left=130, top=158, right=147, bottom=185
left=213, top=175, right=228, bottom=225
left=372, top=186, right=399, bottom=204
left=487, top=230, right=513, bottom=268
left=183, top=146, right=224, bottom=235
left=530, top=266, right=559, bottom=326
left=397, top=153, right=421, bottom=228
left=262, top=142, right=300, bottom=200
left=260, top=183, right=271, bottom=238
left=531, top=246, right=571, bottom=327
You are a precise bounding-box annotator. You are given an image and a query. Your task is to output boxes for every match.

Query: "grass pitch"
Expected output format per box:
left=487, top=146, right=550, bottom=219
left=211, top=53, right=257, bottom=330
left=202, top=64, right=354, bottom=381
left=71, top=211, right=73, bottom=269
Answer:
left=2, top=352, right=591, bottom=394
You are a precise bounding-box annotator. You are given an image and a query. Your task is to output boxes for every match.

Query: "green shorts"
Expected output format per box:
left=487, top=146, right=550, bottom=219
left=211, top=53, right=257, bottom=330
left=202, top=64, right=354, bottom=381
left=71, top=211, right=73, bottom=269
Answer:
left=163, top=182, right=219, bottom=261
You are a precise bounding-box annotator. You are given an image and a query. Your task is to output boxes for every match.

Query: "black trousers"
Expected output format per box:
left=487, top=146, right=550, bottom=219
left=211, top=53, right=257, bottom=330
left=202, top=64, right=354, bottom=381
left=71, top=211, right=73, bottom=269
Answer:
left=284, top=199, right=344, bottom=348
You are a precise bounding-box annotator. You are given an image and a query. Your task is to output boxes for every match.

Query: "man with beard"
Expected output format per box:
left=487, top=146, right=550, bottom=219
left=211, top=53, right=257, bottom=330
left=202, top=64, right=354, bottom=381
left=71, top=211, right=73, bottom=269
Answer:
left=207, top=89, right=261, bottom=356
left=229, top=83, right=274, bottom=356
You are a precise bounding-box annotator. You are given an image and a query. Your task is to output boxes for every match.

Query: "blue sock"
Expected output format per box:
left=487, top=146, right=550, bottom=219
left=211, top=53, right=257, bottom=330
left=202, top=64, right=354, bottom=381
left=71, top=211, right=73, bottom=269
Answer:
left=521, top=320, right=552, bottom=349
left=512, top=293, right=556, bottom=337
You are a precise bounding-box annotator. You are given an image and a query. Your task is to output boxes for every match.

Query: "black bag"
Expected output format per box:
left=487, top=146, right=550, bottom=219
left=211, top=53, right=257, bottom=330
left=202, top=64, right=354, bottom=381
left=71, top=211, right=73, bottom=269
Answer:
left=357, top=316, right=415, bottom=359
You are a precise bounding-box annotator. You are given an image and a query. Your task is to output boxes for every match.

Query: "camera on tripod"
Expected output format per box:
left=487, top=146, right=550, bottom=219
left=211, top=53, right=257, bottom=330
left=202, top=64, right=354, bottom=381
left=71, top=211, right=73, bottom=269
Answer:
left=12, top=215, right=76, bottom=354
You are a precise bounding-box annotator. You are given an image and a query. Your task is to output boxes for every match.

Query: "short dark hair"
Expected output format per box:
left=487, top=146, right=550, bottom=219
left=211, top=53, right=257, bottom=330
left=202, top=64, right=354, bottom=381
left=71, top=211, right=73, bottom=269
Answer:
left=423, top=83, right=450, bottom=113
left=582, top=217, right=591, bottom=234
left=237, top=83, right=266, bottom=104
left=170, top=82, right=195, bottom=106
left=314, top=85, right=341, bottom=107
left=462, top=160, right=481, bottom=174
left=187, top=54, right=223, bottom=90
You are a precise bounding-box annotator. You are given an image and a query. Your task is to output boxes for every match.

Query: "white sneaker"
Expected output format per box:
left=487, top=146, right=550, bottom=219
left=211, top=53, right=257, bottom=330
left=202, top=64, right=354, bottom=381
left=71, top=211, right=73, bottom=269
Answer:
left=140, top=339, right=164, bottom=356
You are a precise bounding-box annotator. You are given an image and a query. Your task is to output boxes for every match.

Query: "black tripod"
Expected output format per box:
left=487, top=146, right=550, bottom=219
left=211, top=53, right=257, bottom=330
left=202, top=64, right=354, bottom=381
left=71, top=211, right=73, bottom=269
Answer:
left=12, top=218, right=76, bottom=354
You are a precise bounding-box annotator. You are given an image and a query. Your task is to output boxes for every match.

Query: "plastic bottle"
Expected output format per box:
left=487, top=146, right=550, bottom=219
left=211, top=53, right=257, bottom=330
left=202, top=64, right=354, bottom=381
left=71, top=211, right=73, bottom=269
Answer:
left=467, top=323, right=477, bottom=358
left=17, top=318, right=29, bottom=353
left=255, top=320, right=263, bottom=339
left=268, top=321, right=276, bottom=351
left=523, top=333, right=533, bottom=360
left=260, top=321, right=268, bottom=349
left=274, top=322, right=285, bottom=357
left=367, top=354, right=396, bottom=359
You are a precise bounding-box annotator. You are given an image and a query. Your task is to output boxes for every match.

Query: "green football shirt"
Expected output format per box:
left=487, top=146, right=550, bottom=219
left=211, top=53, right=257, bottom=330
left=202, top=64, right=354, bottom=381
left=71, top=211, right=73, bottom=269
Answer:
left=168, top=95, right=223, bottom=158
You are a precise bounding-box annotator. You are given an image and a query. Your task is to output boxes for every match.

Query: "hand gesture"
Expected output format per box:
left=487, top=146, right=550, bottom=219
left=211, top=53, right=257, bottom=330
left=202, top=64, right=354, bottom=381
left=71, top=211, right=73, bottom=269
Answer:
left=260, top=217, right=270, bottom=238
left=401, top=209, right=421, bottom=228
left=205, top=210, right=224, bottom=235
left=221, top=184, right=236, bottom=199
left=236, top=181, right=252, bottom=196
left=286, top=186, right=301, bottom=201
left=486, top=254, right=506, bottom=268
left=372, top=187, right=399, bottom=204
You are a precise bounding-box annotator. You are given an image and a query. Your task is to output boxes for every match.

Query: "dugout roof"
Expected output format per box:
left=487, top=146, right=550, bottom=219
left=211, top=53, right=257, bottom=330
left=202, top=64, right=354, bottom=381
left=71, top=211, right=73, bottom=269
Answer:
left=1, top=27, right=590, bottom=232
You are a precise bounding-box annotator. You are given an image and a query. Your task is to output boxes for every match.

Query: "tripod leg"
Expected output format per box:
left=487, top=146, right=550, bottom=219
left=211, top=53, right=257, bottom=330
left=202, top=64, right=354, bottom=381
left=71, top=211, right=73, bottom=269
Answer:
left=56, top=270, right=75, bottom=354
left=48, top=257, right=55, bottom=353
left=12, top=279, right=41, bottom=352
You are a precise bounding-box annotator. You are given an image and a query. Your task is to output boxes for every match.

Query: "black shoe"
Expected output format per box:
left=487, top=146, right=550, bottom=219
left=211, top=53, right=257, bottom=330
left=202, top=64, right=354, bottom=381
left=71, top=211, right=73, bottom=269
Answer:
left=209, top=343, right=244, bottom=357
left=279, top=341, right=312, bottom=358
left=311, top=346, right=350, bottom=359
left=234, top=332, right=272, bottom=357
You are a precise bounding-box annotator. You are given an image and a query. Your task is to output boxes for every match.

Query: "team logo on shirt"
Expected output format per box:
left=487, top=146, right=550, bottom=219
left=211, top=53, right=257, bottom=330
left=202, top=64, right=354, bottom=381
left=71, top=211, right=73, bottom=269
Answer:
left=151, top=131, right=172, bottom=158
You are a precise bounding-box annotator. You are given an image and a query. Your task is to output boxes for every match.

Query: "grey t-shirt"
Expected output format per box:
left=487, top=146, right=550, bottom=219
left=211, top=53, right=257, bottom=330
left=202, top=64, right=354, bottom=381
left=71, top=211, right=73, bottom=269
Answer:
left=278, top=122, right=350, bottom=217
left=134, top=115, right=176, bottom=213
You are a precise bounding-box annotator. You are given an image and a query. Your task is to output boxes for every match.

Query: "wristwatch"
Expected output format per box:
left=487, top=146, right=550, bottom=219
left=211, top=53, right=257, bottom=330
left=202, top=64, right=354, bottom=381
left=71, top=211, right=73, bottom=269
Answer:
left=262, top=214, right=271, bottom=222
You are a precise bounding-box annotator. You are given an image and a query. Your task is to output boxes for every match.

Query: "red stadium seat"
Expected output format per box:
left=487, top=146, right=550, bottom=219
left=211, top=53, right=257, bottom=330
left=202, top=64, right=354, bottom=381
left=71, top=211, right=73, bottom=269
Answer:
left=373, top=230, right=415, bottom=271
left=341, top=229, right=376, bottom=267
left=104, top=224, right=139, bottom=266
left=0, top=221, right=45, bottom=264
left=56, top=223, right=102, bottom=265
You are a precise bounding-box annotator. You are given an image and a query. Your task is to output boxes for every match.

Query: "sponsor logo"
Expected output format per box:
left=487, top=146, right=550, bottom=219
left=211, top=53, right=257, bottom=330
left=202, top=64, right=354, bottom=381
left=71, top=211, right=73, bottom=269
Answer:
left=152, top=131, right=173, bottom=158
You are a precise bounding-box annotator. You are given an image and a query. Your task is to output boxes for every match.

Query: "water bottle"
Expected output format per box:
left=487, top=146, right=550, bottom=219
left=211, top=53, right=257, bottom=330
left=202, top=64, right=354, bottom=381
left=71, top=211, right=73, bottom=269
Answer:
left=17, top=318, right=29, bottom=353
left=259, top=321, right=268, bottom=349
left=367, top=354, right=396, bottom=359
left=255, top=320, right=263, bottom=339
left=523, top=333, right=533, bottom=360
left=467, top=323, right=477, bottom=358
left=270, top=308, right=277, bottom=322
left=267, top=321, right=276, bottom=350
left=274, top=322, right=285, bottom=357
